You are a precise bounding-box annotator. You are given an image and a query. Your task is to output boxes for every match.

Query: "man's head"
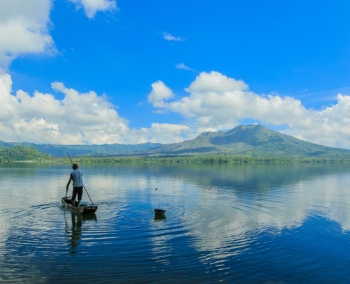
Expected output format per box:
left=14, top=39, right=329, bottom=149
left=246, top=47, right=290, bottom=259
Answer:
left=72, top=163, right=78, bottom=170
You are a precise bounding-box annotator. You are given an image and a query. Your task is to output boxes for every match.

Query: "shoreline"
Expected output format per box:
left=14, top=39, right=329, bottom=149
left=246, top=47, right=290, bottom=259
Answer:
left=2, top=155, right=350, bottom=164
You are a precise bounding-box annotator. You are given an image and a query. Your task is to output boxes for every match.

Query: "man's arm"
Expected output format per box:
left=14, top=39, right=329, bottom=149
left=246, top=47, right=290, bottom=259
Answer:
left=66, top=173, right=72, bottom=196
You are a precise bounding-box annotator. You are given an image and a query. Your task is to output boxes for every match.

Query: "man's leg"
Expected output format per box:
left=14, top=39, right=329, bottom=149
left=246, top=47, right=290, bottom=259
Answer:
left=76, top=186, right=83, bottom=207
left=72, top=187, right=77, bottom=207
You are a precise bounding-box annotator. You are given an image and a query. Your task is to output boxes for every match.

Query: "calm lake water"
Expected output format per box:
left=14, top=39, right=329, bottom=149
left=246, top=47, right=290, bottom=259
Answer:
left=1, top=163, right=350, bottom=283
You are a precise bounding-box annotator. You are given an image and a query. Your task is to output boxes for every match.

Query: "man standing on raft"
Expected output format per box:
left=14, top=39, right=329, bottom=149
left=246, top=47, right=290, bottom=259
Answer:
left=66, top=163, right=84, bottom=207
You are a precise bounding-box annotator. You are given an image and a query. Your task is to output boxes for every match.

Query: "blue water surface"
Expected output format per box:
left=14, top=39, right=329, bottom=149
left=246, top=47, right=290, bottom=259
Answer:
left=1, top=163, right=350, bottom=283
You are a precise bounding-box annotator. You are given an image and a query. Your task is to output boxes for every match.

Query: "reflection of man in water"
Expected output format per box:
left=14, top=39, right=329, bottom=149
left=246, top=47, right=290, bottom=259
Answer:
left=66, top=163, right=84, bottom=207
left=70, top=213, right=83, bottom=254
left=66, top=212, right=97, bottom=255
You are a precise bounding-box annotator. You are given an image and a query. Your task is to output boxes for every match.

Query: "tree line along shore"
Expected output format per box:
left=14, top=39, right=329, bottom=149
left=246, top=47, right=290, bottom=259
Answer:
left=51, top=156, right=350, bottom=164
left=1, top=145, right=350, bottom=164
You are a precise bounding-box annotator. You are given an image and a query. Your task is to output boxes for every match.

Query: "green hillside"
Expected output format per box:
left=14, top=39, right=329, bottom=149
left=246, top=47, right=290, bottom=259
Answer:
left=0, top=141, right=162, bottom=157
left=141, top=124, right=350, bottom=158
left=0, top=146, right=51, bottom=161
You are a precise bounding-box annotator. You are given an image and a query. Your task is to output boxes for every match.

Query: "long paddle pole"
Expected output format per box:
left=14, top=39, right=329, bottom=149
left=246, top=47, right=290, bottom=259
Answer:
left=66, top=151, right=94, bottom=205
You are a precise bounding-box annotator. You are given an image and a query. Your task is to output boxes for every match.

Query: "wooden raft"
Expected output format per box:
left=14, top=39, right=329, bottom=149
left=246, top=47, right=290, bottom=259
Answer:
left=61, top=196, right=98, bottom=214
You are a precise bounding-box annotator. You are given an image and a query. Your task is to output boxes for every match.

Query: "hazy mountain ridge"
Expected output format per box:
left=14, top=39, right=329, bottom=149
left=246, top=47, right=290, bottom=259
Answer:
left=2, top=124, right=350, bottom=159
left=0, top=141, right=162, bottom=157
left=139, top=124, right=350, bottom=158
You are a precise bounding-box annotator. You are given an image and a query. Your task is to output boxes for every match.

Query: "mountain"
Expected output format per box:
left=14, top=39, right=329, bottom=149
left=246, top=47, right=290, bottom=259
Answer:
left=3, top=124, right=350, bottom=159
left=139, top=124, right=350, bottom=158
left=0, top=141, right=162, bottom=157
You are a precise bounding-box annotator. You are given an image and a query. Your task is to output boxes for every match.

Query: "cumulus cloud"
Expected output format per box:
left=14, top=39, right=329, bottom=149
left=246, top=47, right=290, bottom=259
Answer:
left=162, top=32, right=185, bottom=42
left=186, top=71, right=248, bottom=92
left=176, top=63, right=195, bottom=71
left=0, top=0, right=55, bottom=70
left=69, top=0, right=118, bottom=18
left=148, top=71, right=350, bottom=149
left=147, top=81, right=174, bottom=108
left=0, top=73, right=191, bottom=144
left=139, top=123, right=190, bottom=143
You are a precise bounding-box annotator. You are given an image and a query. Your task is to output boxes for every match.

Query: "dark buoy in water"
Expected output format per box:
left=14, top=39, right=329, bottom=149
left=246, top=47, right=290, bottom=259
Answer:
left=154, top=209, right=166, bottom=215
left=154, top=209, right=166, bottom=221
left=154, top=188, right=165, bottom=218
left=154, top=214, right=166, bottom=221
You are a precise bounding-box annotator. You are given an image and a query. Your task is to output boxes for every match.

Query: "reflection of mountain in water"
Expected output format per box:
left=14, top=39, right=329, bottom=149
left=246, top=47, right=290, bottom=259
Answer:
left=154, top=163, right=350, bottom=197
left=85, top=163, right=350, bottom=194
left=65, top=212, right=97, bottom=255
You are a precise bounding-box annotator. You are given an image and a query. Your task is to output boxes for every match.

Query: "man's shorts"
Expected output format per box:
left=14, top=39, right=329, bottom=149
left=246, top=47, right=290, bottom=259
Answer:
left=72, top=186, right=83, bottom=201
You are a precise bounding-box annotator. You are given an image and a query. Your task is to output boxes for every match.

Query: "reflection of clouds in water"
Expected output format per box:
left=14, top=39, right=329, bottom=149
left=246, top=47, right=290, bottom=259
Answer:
left=0, top=214, right=7, bottom=252
left=299, top=173, right=350, bottom=231
left=149, top=224, right=173, bottom=266
left=184, top=172, right=350, bottom=257
left=86, top=175, right=188, bottom=207
left=86, top=176, right=149, bottom=200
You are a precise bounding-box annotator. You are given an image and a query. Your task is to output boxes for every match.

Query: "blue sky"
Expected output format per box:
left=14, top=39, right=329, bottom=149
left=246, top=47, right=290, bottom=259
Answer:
left=1, top=0, right=350, bottom=147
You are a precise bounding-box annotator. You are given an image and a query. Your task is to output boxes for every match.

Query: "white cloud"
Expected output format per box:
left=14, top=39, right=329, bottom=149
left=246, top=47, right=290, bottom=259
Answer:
left=147, top=80, right=174, bottom=108
left=162, top=32, right=185, bottom=42
left=139, top=123, right=190, bottom=143
left=0, top=0, right=55, bottom=71
left=176, top=63, right=195, bottom=71
left=69, top=0, right=118, bottom=18
left=0, top=73, right=191, bottom=145
left=187, top=71, right=248, bottom=92
left=148, top=71, right=350, bottom=149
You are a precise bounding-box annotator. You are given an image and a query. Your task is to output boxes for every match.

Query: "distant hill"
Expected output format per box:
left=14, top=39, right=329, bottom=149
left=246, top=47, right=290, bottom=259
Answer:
left=0, top=141, right=162, bottom=157
left=3, top=124, right=350, bottom=159
left=0, top=145, right=51, bottom=161
left=138, top=124, right=350, bottom=158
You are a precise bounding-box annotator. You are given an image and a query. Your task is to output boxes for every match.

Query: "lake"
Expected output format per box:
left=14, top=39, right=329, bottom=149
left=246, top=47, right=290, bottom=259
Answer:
left=1, top=163, right=350, bottom=283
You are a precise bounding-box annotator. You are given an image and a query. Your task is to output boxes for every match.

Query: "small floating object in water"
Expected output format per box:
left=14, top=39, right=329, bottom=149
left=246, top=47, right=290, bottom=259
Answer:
left=154, top=209, right=166, bottom=216
left=155, top=188, right=157, bottom=190
left=154, top=214, right=166, bottom=221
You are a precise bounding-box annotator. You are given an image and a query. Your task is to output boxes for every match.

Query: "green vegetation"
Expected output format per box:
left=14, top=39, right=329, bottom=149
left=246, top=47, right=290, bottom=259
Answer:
left=51, top=154, right=350, bottom=164
left=0, top=141, right=162, bottom=157
left=1, top=145, right=350, bottom=164
left=0, top=146, right=51, bottom=162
